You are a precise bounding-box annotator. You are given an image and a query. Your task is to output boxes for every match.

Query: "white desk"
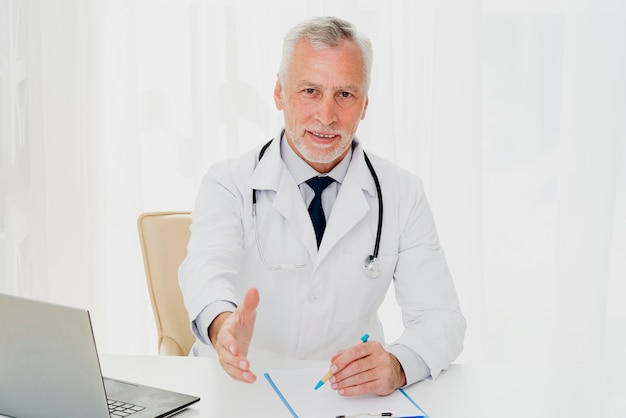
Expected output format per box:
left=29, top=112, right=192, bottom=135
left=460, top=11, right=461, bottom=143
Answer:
left=98, top=354, right=620, bottom=418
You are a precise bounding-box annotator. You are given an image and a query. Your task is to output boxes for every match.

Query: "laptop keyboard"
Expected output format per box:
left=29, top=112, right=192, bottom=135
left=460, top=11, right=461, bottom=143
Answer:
left=108, top=399, right=145, bottom=417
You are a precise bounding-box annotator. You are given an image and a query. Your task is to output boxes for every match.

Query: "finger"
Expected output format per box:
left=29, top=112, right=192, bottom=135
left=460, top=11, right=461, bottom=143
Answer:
left=329, top=349, right=346, bottom=363
left=333, top=364, right=399, bottom=397
left=215, top=333, right=255, bottom=380
left=331, top=355, right=375, bottom=386
left=337, top=375, right=397, bottom=397
left=216, top=346, right=256, bottom=383
left=220, top=358, right=257, bottom=383
left=216, top=341, right=241, bottom=364
left=216, top=329, right=238, bottom=354
left=224, top=362, right=256, bottom=383
left=335, top=377, right=378, bottom=397
left=236, top=288, right=259, bottom=333
left=242, top=287, right=260, bottom=312
left=330, top=342, right=372, bottom=379
left=332, top=368, right=377, bottom=396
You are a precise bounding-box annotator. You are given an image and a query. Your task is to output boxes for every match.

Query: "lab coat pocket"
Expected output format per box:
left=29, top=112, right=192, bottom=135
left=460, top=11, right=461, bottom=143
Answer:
left=332, top=253, right=398, bottom=323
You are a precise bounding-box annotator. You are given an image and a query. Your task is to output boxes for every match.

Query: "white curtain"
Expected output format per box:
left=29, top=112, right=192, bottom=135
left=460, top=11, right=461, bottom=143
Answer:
left=1, top=0, right=624, bottom=412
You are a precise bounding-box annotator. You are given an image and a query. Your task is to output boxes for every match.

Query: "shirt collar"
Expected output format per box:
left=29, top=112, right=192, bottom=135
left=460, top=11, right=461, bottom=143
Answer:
left=279, top=130, right=353, bottom=186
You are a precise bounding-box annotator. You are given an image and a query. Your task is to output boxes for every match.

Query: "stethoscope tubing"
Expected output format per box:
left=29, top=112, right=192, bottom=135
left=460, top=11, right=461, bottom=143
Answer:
left=252, top=139, right=383, bottom=277
left=363, top=151, right=382, bottom=261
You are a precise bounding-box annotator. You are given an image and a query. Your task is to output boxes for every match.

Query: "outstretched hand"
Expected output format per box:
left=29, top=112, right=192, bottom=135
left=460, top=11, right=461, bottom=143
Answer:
left=209, top=288, right=260, bottom=383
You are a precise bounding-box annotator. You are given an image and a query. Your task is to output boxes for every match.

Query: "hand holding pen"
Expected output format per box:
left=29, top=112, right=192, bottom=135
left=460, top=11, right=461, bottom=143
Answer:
left=317, top=333, right=407, bottom=397
left=315, top=334, right=370, bottom=390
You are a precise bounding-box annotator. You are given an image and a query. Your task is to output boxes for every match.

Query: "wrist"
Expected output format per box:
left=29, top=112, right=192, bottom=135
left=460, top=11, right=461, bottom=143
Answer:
left=388, top=353, right=407, bottom=388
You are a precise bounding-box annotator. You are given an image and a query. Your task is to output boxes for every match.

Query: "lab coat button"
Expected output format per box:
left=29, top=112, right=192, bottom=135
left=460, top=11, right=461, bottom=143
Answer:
left=308, top=294, right=318, bottom=303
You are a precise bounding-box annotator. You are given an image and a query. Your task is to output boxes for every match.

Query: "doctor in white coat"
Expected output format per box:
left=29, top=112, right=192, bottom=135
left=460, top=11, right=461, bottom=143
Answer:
left=179, top=16, right=466, bottom=397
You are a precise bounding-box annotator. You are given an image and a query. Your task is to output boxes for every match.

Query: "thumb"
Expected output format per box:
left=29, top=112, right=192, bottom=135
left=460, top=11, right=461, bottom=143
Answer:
left=242, top=287, right=260, bottom=313
left=234, top=288, right=259, bottom=358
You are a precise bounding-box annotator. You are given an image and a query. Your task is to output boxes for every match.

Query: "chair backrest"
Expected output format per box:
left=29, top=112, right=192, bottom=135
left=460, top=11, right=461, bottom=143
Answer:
left=137, top=211, right=195, bottom=356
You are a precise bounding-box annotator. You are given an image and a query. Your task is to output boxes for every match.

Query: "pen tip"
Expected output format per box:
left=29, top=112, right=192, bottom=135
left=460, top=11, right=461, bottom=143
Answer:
left=314, top=381, right=323, bottom=390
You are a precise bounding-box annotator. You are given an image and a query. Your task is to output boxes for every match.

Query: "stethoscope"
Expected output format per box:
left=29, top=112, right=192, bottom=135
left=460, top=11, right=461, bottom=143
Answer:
left=252, top=139, right=383, bottom=279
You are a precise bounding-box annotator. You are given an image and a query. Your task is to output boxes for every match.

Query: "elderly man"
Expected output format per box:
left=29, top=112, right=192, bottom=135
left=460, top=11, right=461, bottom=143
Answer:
left=179, top=15, right=466, bottom=396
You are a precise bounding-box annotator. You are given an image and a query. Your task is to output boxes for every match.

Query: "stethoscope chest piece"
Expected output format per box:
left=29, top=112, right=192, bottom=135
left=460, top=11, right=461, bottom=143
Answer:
left=363, top=255, right=381, bottom=279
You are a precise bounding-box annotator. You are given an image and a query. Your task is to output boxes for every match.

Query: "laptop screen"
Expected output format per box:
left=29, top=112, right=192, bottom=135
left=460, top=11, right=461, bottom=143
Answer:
left=0, top=293, right=200, bottom=418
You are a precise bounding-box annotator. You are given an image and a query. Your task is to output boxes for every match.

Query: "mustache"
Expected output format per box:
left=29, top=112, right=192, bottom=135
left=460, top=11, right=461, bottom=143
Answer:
left=305, top=125, right=344, bottom=136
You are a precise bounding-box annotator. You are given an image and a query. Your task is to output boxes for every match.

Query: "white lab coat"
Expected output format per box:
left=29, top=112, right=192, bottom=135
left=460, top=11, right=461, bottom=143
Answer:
left=179, top=136, right=466, bottom=382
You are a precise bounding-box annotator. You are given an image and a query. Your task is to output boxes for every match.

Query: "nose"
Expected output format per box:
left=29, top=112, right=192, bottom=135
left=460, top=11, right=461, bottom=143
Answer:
left=315, top=94, right=338, bottom=126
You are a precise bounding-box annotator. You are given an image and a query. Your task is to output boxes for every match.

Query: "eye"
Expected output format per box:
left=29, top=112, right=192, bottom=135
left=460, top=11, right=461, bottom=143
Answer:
left=339, top=91, right=352, bottom=98
left=303, top=88, right=316, bottom=95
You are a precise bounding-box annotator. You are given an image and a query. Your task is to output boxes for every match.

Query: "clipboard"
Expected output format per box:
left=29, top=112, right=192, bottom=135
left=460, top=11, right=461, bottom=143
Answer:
left=264, top=368, right=428, bottom=418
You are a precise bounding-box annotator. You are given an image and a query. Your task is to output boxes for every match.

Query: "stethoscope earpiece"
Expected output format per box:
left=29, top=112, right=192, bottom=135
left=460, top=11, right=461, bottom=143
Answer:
left=363, top=255, right=381, bottom=279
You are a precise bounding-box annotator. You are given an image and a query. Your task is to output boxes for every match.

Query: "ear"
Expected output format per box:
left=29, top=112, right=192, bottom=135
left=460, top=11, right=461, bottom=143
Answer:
left=273, top=77, right=284, bottom=111
left=360, top=96, right=369, bottom=120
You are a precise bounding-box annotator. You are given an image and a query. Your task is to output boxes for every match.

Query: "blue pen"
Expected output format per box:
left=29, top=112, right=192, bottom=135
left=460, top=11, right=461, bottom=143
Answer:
left=314, top=333, right=370, bottom=390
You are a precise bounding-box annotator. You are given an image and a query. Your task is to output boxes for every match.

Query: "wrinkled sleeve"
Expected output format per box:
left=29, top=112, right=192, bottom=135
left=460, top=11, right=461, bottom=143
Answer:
left=178, top=162, right=246, bottom=343
left=386, top=174, right=466, bottom=383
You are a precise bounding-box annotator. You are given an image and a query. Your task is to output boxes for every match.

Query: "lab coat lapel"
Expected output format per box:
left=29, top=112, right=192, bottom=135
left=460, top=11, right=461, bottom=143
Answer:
left=272, top=172, right=319, bottom=258
left=250, top=139, right=318, bottom=259
left=317, top=148, right=375, bottom=263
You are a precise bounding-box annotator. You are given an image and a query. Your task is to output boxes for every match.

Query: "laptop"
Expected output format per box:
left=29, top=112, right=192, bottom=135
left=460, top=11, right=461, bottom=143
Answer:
left=0, top=293, right=200, bottom=418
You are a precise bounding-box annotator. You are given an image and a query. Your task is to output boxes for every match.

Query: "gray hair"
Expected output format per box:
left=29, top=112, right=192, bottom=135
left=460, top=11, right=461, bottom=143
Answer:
left=278, top=16, right=373, bottom=92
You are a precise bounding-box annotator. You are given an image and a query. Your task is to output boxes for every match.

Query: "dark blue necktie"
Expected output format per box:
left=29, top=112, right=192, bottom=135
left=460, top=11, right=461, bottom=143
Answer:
left=306, top=176, right=335, bottom=248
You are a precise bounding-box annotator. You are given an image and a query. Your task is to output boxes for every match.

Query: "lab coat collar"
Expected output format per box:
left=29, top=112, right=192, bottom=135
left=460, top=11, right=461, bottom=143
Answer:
left=250, top=132, right=318, bottom=257
left=317, top=142, right=376, bottom=263
left=250, top=131, right=378, bottom=266
left=250, top=133, right=283, bottom=192
left=250, top=131, right=376, bottom=195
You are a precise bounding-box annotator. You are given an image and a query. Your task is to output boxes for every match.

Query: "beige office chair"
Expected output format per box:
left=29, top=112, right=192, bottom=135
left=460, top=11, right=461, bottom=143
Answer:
left=138, top=211, right=195, bottom=356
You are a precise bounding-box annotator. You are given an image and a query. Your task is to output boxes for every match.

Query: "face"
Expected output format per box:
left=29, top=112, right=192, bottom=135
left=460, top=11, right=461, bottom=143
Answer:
left=274, top=38, right=369, bottom=173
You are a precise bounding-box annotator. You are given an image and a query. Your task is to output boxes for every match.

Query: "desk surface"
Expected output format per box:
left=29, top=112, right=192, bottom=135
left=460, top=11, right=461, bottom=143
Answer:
left=94, top=354, right=619, bottom=418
